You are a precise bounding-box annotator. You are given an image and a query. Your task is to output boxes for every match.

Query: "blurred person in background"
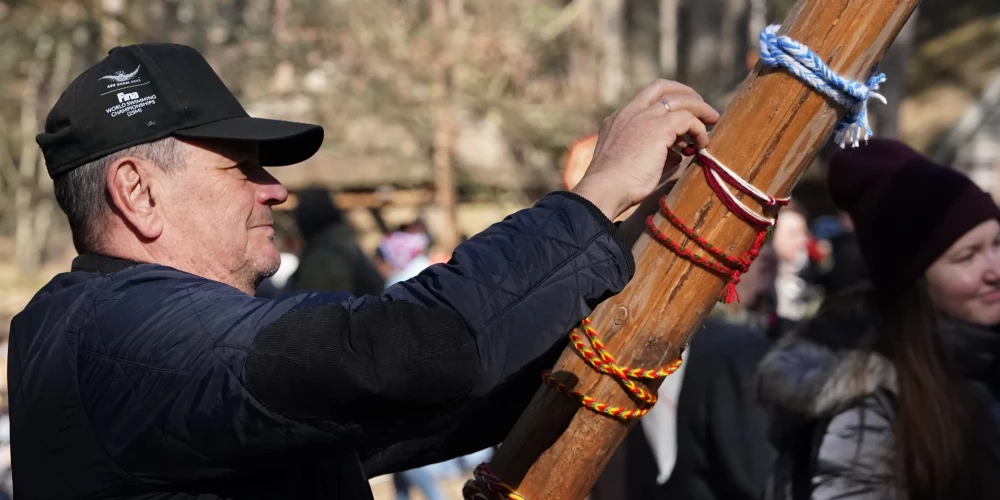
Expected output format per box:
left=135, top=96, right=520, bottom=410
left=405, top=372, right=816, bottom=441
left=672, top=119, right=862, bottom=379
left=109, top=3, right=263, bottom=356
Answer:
left=811, top=211, right=868, bottom=297
left=392, top=467, right=444, bottom=500
left=377, top=224, right=434, bottom=286
left=286, top=186, right=385, bottom=296
left=254, top=214, right=302, bottom=298
left=769, top=200, right=825, bottom=338
left=758, top=139, right=1000, bottom=500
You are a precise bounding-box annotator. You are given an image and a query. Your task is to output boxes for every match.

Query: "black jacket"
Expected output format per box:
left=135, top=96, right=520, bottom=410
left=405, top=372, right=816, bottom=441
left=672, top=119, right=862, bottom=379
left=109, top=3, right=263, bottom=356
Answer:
left=8, top=192, right=633, bottom=499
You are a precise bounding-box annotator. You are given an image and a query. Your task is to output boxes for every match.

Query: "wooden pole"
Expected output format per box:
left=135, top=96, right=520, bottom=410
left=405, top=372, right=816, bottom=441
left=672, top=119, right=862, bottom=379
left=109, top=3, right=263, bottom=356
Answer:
left=432, top=0, right=461, bottom=255
left=482, top=1, right=918, bottom=498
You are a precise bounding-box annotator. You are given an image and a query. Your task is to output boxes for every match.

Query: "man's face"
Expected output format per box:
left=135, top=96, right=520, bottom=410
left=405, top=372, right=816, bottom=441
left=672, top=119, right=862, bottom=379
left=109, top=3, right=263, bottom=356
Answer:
left=161, top=139, right=287, bottom=290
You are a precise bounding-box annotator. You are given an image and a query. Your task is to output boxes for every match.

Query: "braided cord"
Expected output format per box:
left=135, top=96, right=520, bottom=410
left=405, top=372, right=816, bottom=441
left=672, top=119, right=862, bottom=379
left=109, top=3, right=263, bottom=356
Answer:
left=758, top=24, right=887, bottom=148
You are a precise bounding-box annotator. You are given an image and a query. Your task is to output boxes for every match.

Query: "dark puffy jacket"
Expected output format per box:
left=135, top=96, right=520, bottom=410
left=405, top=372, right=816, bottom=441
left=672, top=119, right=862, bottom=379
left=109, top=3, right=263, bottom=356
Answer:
left=8, top=192, right=633, bottom=499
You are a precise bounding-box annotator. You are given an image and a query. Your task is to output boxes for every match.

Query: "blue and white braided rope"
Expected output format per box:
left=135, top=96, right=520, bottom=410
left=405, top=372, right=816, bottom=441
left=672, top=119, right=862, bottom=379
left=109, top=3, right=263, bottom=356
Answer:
left=758, top=24, right=887, bottom=148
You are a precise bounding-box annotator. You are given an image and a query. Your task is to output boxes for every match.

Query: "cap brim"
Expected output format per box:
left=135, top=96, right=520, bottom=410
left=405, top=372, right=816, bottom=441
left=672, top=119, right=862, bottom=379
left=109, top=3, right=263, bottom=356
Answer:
left=173, top=116, right=323, bottom=166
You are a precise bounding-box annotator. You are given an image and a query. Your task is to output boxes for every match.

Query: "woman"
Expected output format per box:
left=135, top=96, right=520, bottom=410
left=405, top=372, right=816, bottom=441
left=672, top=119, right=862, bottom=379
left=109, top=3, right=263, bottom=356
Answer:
left=757, top=138, right=1000, bottom=500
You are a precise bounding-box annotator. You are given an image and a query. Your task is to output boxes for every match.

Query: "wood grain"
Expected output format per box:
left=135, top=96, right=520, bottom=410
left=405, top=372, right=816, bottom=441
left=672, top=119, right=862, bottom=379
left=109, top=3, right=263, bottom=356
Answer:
left=484, top=0, right=919, bottom=498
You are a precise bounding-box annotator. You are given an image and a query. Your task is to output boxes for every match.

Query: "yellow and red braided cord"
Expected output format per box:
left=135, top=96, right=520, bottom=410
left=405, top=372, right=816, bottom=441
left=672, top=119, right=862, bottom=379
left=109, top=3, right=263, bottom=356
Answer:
left=462, top=319, right=683, bottom=499
left=542, top=318, right=682, bottom=421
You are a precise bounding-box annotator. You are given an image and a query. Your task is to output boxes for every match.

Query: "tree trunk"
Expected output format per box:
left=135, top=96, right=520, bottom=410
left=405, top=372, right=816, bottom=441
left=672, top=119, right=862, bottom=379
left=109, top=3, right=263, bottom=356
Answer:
left=273, top=0, right=291, bottom=45
left=432, top=0, right=460, bottom=255
left=718, top=0, right=748, bottom=91
left=568, top=0, right=597, bottom=99
left=869, top=6, right=918, bottom=138
left=599, top=0, right=626, bottom=106
left=658, top=0, right=679, bottom=79
left=476, top=1, right=919, bottom=498
left=748, top=0, right=768, bottom=50
left=682, top=0, right=730, bottom=106
left=14, top=60, right=44, bottom=276
left=627, top=0, right=659, bottom=93
left=96, top=0, right=124, bottom=53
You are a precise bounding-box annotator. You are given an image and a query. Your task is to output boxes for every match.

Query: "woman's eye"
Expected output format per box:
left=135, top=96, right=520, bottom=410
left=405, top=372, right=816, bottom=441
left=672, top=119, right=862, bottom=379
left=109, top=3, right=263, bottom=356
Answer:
left=955, top=251, right=976, bottom=263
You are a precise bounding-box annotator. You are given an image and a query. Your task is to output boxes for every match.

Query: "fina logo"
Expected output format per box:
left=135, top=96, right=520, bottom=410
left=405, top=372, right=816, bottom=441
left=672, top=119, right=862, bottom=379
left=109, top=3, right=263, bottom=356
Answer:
left=117, top=91, right=140, bottom=103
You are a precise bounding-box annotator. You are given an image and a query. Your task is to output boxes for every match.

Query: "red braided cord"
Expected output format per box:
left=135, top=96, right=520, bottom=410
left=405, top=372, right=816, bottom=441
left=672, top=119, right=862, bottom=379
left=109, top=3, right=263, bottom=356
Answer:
left=647, top=146, right=787, bottom=303
left=462, top=147, right=785, bottom=500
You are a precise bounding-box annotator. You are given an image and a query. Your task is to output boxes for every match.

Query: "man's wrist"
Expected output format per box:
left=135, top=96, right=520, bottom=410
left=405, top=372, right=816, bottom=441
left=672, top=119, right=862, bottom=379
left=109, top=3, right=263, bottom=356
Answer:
left=571, top=175, right=625, bottom=221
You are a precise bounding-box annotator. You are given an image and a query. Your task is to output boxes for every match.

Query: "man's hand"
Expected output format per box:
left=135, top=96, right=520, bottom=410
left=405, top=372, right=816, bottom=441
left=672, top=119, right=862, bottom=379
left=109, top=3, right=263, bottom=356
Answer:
left=571, top=79, right=720, bottom=221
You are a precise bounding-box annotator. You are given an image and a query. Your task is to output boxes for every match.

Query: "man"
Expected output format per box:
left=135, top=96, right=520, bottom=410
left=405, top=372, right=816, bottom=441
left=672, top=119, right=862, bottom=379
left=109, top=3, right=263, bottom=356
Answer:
left=10, top=43, right=718, bottom=499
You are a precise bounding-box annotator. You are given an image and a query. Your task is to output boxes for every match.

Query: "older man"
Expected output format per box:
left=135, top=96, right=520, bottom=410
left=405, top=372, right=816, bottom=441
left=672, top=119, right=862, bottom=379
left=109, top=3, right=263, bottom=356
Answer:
left=10, top=43, right=718, bottom=499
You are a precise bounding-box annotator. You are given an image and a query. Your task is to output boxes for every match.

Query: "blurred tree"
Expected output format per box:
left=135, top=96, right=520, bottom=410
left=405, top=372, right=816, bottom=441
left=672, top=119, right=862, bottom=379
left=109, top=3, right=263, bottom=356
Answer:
left=659, top=0, right=679, bottom=79
left=599, top=0, right=625, bottom=105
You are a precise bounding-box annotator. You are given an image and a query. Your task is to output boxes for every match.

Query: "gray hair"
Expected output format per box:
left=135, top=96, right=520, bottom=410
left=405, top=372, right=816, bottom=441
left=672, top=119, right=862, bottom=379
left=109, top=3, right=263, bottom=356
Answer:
left=53, top=136, right=183, bottom=254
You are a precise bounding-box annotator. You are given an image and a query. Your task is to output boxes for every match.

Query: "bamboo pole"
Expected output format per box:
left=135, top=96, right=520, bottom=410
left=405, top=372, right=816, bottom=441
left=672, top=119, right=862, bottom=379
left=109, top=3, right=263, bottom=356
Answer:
left=482, top=1, right=919, bottom=498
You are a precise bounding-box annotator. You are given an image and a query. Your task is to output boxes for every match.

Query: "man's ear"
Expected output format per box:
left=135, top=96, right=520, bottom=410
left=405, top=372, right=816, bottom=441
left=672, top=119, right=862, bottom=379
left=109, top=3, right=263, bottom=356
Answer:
left=106, top=156, right=163, bottom=240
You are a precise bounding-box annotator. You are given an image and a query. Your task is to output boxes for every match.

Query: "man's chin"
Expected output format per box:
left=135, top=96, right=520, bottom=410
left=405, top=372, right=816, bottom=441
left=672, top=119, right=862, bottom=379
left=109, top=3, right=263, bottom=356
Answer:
left=252, top=246, right=282, bottom=281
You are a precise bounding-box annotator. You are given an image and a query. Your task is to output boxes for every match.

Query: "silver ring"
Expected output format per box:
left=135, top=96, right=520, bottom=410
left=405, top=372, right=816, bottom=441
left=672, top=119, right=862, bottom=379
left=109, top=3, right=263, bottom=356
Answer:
left=659, top=99, right=672, bottom=113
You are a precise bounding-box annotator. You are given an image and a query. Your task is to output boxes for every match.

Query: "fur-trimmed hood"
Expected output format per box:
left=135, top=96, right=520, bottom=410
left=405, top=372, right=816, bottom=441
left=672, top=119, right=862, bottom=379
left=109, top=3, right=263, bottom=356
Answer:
left=758, top=301, right=1000, bottom=420
left=757, top=312, right=896, bottom=419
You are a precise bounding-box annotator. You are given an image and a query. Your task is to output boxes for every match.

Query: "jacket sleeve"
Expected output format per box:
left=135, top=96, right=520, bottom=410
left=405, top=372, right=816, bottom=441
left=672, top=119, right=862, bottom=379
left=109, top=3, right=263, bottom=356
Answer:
left=811, top=394, right=896, bottom=500
left=242, top=191, right=633, bottom=452
left=359, top=338, right=565, bottom=477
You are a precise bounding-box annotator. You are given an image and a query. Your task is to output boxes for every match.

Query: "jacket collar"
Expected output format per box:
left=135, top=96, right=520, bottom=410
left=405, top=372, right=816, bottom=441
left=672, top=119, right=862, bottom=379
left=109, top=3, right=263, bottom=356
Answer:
left=71, top=253, right=146, bottom=275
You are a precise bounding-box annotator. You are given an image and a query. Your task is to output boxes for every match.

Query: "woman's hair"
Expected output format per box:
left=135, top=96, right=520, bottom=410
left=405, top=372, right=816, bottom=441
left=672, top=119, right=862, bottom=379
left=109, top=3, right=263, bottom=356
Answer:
left=821, top=283, right=1000, bottom=499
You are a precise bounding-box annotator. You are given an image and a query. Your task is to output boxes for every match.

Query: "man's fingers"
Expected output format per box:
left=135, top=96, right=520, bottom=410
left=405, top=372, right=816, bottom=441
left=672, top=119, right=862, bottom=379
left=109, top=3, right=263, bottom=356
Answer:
left=631, top=79, right=702, bottom=109
left=662, top=110, right=710, bottom=149
left=654, top=95, right=720, bottom=125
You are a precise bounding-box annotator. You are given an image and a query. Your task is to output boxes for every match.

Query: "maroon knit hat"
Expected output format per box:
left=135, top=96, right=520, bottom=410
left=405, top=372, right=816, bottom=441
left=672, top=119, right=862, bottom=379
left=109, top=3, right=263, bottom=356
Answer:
left=827, top=138, right=1000, bottom=301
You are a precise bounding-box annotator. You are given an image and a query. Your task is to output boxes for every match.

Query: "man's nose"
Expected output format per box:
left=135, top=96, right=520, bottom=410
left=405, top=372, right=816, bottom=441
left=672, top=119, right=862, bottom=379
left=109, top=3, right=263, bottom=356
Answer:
left=255, top=169, right=289, bottom=206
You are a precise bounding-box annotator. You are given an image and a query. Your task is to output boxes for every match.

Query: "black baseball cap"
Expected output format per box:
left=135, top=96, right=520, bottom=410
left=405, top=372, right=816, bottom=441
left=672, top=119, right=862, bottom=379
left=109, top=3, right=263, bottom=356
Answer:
left=36, top=43, right=324, bottom=178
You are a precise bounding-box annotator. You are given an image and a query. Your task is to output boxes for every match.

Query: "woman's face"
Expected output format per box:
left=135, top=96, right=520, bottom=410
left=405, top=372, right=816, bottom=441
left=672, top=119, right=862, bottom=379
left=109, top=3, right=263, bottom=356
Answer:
left=926, top=219, right=1000, bottom=326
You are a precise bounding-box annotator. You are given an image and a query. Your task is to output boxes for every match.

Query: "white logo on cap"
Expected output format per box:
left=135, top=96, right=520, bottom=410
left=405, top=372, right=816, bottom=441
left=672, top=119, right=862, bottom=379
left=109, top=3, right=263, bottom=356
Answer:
left=99, top=65, right=141, bottom=83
